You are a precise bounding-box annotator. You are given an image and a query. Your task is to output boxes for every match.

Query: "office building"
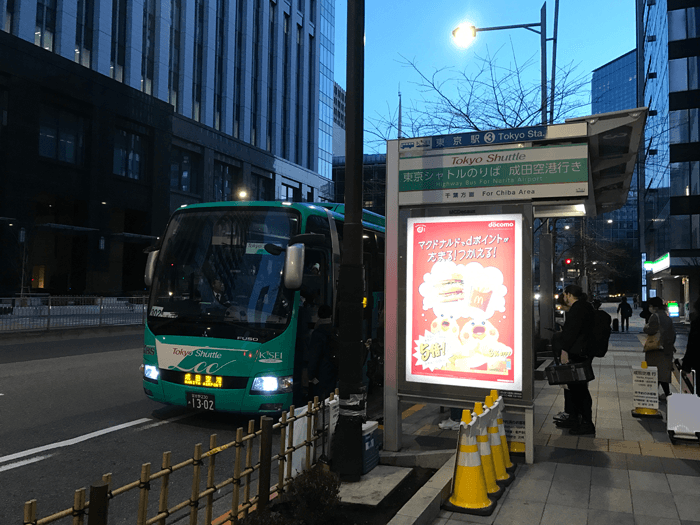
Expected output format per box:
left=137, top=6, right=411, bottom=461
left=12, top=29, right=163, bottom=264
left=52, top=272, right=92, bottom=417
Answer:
left=332, top=81, right=345, bottom=157
left=586, top=49, right=640, bottom=295
left=332, top=154, right=386, bottom=217
left=637, top=0, right=700, bottom=315
left=0, top=0, right=334, bottom=295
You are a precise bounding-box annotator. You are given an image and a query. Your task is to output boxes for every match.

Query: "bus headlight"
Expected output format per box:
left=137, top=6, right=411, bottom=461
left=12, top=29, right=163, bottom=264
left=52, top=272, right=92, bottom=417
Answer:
left=251, top=375, right=293, bottom=394
left=144, top=365, right=160, bottom=382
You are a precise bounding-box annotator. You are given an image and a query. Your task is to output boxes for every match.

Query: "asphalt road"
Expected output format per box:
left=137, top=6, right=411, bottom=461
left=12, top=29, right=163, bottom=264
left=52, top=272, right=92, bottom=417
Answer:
left=0, top=330, right=272, bottom=525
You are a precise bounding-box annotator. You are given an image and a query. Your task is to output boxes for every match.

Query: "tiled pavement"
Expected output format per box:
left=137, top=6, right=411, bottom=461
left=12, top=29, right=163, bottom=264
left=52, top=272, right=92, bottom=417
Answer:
left=381, top=304, right=700, bottom=525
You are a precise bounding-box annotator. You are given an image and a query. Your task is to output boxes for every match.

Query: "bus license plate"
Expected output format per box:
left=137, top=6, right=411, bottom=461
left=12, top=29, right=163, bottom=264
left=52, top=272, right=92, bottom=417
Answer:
left=187, top=392, right=215, bottom=411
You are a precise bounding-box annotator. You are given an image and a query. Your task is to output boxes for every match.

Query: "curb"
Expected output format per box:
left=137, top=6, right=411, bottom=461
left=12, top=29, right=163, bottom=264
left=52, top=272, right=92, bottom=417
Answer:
left=379, top=449, right=455, bottom=470
left=387, top=453, right=455, bottom=525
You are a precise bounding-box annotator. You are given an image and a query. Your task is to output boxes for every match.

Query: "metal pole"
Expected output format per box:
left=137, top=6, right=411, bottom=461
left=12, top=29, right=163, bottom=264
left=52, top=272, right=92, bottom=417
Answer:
left=332, top=0, right=365, bottom=482
left=549, top=0, right=559, bottom=124
left=540, top=2, right=547, bottom=126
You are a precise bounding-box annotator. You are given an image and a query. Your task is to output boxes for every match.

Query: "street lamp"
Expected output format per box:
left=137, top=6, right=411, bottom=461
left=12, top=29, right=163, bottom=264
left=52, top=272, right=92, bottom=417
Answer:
left=452, top=1, right=559, bottom=125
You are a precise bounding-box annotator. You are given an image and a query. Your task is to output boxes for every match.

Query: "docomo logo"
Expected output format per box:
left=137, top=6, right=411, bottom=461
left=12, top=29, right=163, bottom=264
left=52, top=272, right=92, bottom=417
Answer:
left=488, top=222, right=514, bottom=228
left=416, top=225, right=426, bottom=233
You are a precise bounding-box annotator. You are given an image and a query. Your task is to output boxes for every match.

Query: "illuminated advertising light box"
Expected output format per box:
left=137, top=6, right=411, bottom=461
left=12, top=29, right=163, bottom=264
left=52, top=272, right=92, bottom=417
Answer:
left=668, top=302, right=680, bottom=317
left=405, top=214, right=522, bottom=392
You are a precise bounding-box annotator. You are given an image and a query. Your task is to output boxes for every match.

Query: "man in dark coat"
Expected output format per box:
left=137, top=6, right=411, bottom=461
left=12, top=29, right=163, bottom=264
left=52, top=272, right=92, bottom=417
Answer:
left=557, top=284, right=596, bottom=435
left=681, top=298, right=700, bottom=380
left=307, top=305, right=337, bottom=401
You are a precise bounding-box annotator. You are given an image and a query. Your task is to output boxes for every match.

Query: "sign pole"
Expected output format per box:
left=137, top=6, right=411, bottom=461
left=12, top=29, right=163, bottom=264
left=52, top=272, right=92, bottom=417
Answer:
left=332, top=0, right=365, bottom=481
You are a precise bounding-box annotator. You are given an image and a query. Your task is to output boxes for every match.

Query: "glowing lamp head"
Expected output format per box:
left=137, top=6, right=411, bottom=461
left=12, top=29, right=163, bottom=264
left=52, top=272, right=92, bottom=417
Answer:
left=452, top=23, right=476, bottom=48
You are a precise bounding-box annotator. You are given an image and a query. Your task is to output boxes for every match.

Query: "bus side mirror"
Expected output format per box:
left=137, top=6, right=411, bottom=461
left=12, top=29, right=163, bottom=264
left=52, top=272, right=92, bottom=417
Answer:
left=144, top=250, right=159, bottom=287
left=284, top=244, right=305, bottom=290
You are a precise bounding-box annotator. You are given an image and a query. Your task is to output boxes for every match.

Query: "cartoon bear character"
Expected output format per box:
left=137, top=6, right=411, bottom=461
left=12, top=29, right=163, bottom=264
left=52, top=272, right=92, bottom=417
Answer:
left=429, top=314, right=462, bottom=354
left=440, top=318, right=512, bottom=373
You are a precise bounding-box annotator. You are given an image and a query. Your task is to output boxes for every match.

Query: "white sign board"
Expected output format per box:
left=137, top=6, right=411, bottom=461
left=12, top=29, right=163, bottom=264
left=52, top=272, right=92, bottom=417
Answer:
left=503, top=411, right=526, bottom=443
left=632, top=366, right=659, bottom=410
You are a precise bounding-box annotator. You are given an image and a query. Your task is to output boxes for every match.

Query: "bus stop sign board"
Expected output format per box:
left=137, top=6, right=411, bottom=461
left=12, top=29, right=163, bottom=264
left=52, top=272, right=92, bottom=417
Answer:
left=398, top=143, right=588, bottom=206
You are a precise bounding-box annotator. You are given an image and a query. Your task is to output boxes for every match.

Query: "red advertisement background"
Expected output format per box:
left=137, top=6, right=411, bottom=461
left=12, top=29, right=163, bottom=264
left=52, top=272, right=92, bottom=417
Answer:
left=409, top=219, right=517, bottom=383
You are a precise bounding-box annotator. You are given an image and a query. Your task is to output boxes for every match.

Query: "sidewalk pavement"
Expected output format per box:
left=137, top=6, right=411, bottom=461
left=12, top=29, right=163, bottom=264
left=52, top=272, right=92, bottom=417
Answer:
left=374, top=303, right=700, bottom=525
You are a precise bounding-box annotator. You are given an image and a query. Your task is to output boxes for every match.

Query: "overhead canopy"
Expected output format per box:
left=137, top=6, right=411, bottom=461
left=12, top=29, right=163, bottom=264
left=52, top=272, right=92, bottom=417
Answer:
left=566, top=107, right=647, bottom=217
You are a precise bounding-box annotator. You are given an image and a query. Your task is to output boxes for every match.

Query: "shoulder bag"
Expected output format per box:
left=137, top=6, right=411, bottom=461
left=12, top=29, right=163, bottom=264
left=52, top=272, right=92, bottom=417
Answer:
left=644, top=332, right=662, bottom=352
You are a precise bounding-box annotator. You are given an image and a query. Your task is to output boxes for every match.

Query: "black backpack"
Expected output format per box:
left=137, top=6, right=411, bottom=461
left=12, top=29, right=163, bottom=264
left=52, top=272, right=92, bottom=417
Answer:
left=588, top=309, right=612, bottom=357
left=621, top=302, right=633, bottom=317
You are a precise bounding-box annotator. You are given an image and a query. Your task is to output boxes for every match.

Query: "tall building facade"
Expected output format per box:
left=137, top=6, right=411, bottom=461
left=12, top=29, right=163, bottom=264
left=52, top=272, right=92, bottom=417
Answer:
left=587, top=50, right=640, bottom=294
left=0, top=0, right=334, bottom=295
left=637, top=0, right=700, bottom=315
left=332, top=81, right=345, bottom=157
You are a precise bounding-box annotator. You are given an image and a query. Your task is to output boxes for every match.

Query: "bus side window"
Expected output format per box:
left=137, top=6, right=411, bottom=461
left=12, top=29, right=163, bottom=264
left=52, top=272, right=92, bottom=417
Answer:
left=302, top=248, right=331, bottom=309
left=333, top=219, right=343, bottom=255
left=305, top=215, right=332, bottom=247
left=374, top=233, right=385, bottom=292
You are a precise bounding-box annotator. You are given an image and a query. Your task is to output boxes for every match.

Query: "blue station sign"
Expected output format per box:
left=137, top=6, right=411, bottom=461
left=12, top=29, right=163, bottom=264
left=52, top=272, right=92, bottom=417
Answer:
left=432, top=126, right=547, bottom=149
left=397, top=126, right=548, bottom=152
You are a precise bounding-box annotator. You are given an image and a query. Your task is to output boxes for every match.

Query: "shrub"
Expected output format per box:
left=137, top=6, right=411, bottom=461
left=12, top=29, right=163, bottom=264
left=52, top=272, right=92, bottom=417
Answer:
left=240, top=465, right=341, bottom=525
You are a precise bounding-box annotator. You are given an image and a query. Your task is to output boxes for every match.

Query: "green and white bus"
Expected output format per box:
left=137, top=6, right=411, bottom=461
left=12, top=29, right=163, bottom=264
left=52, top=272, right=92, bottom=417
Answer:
left=142, top=201, right=385, bottom=414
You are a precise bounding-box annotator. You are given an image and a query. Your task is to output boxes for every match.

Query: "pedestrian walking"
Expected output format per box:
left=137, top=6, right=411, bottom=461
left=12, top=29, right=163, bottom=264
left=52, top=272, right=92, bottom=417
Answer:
left=643, top=297, right=676, bottom=401
left=633, top=294, right=639, bottom=309
left=556, top=285, right=596, bottom=435
left=617, top=296, right=633, bottom=332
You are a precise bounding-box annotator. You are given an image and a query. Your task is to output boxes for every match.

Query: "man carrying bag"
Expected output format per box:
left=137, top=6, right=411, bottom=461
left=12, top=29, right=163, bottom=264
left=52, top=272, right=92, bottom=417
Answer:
left=556, top=285, right=596, bottom=436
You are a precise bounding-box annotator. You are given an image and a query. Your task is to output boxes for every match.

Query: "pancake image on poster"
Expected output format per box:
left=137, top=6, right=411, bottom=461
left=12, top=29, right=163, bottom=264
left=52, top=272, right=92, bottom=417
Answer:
left=419, top=261, right=507, bottom=320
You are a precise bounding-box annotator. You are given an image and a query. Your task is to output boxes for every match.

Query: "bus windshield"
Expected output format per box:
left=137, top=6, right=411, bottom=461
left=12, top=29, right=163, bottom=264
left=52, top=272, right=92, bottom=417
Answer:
left=148, top=207, right=300, bottom=342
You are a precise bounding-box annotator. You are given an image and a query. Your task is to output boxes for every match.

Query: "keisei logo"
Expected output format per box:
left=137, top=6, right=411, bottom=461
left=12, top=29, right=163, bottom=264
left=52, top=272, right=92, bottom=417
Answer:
left=416, top=225, right=426, bottom=233
left=488, top=222, right=514, bottom=228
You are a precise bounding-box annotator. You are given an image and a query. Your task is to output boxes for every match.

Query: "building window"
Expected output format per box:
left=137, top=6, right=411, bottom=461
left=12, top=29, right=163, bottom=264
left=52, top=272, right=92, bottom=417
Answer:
left=233, top=0, right=244, bottom=139
left=295, top=24, right=302, bottom=165
left=170, top=146, right=200, bottom=193
left=213, top=0, right=226, bottom=131
left=256, top=175, right=274, bottom=200
left=267, top=1, right=275, bottom=152
left=75, top=0, right=93, bottom=67
left=113, top=129, right=145, bottom=180
left=35, top=0, right=57, bottom=51
left=192, top=0, right=204, bottom=122
left=39, top=106, right=85, bottom=165
left=307, top=33, right=314, bottom=169
left=282, top=14, right=290, bottom=158
left=4, top=0, right=15, bottom=33
left=251, top=0, right=261, bottom=147
left=141, top=0, right=156, bottom=95
left=110, top=0, right=127, bottom=82
left=213, top=161, right=234, bottom=201
left=168, top=0, right=182, bottom=109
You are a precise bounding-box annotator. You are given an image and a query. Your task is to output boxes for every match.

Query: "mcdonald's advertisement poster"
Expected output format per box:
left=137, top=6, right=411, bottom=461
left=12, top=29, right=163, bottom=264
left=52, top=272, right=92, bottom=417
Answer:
left=405, top=215, right=522, bottom=391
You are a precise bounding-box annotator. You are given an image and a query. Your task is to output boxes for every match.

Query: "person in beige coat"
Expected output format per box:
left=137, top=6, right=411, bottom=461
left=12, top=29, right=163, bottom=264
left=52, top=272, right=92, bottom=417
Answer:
left=643, top=296, right=676, bottom=400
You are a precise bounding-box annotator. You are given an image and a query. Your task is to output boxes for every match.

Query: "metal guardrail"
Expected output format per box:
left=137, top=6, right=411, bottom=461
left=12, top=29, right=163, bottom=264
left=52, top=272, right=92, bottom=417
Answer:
left=22, top=396, right=334, bottom=525
left=0, top=296, right=148, bottom=332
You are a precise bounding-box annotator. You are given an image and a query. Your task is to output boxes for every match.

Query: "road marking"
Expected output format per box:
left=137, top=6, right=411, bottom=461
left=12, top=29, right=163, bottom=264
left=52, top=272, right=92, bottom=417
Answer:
left=0, top=454, right=54, bottom=473
left=0, top=418, right=151, bottom=464
left=135, top=412, right=193, bottom=431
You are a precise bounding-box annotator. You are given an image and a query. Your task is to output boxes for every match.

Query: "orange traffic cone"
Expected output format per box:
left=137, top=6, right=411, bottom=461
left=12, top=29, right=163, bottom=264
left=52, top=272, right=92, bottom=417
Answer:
left=442, top=409, right=497, bottom=516
left=473, top=402, right=504, bottom=500
left=490, top=389, right=516, bottom=473
left=485, top=395, right=513, bottom=487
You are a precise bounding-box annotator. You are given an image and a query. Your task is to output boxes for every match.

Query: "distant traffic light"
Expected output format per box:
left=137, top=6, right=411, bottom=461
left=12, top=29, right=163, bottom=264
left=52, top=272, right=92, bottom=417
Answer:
left=565, top=258, right=572, bottom=265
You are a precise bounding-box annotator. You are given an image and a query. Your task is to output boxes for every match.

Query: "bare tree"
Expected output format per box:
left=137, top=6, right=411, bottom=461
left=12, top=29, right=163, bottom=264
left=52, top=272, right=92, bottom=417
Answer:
left=365, top=42, right=591, bottom=151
